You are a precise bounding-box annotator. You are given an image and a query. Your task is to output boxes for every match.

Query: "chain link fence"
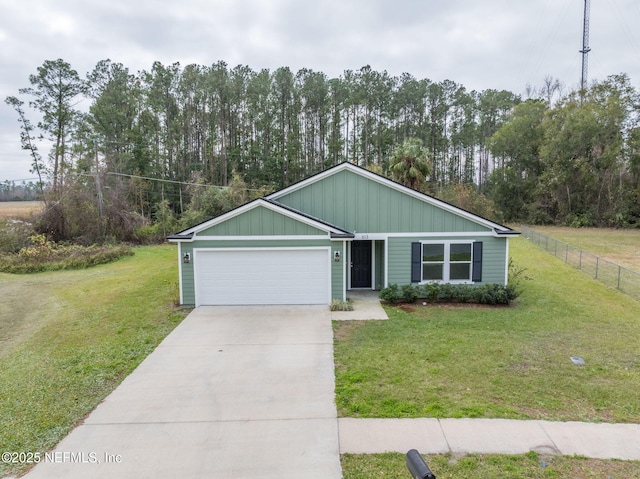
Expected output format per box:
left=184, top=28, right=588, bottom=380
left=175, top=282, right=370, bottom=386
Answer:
left=520, top=226, right=640, bottom=302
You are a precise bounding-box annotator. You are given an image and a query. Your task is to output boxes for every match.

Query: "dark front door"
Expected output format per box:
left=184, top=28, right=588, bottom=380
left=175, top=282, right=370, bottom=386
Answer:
left=351, top=241, right=372, bottom=288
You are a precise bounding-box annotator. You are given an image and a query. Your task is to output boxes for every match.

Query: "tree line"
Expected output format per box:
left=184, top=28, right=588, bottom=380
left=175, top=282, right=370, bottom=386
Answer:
left=4, top=59, right=639, bottom=243
left=0, top=181, right=40, bottom=202
left=488, top=75, right=640, bottom=227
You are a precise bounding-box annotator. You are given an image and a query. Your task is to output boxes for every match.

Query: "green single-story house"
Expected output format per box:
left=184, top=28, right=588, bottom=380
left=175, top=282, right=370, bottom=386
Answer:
left=168, top=162, right=519, bottom=306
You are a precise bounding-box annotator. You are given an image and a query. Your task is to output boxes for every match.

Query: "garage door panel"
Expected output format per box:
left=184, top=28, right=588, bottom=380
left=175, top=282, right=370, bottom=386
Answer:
left=195, top=249, right=330, bottom=306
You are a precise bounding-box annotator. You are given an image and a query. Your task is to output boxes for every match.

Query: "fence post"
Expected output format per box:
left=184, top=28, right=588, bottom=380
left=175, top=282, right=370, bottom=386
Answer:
left=595, top=256, right=599, bottom=279
left=618, top=266, right=621, bottom=290
left=579, top=250, right=582, bottom=269
left=565, top=243, right=569, bottom=263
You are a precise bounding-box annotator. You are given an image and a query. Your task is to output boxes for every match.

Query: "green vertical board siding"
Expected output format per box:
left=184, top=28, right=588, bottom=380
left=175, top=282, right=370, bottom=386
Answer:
left=275, top=170, right=491, bottom=234
left=180, top=243, right=195, bottom=305
left=331, top=241, right=346, bottom=300
left=197, top=205, right=327, bottom=236
left=387, top=236, right=508, bottom=286
left=480, top=237, right=509, bottom=284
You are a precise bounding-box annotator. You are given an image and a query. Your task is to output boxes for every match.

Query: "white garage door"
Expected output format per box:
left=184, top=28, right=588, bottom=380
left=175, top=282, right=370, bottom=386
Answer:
left=194, top=248, right=330, bottom=306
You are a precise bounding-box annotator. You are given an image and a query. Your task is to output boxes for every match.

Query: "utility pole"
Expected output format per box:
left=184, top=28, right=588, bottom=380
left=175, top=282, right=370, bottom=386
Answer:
left=94, top=140, right=104, bottom=237
left=579, top=0, right=591, bottom=100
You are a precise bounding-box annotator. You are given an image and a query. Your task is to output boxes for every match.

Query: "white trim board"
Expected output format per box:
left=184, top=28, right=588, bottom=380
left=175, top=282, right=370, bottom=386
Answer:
left=178, top=243, right=184, bottom=305
left=353, top=231, right=500, bottom=240
left=194, top=235, right=329, bottom=241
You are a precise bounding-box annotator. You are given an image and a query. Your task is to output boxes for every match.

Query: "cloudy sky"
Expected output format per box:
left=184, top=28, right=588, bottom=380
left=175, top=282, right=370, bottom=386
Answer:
left=1, top=0, right=639, bottom=182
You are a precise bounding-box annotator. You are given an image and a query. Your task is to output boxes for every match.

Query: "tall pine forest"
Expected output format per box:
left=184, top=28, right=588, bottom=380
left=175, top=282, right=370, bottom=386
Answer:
left=5, top=59, right=640, bottom=243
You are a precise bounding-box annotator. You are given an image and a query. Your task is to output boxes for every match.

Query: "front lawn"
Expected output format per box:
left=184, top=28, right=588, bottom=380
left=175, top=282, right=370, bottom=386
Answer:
left=0, top=245, right=187, bottom=477
left=334, top=237, right=640, bottom=422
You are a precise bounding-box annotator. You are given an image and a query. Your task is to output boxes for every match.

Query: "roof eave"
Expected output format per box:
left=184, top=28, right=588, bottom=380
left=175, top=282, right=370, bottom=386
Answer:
left=330, top=232, right=356, bottom=239
left=166, top=233, right=194, bottom=242
left=493, top=228, right=521, bottom=237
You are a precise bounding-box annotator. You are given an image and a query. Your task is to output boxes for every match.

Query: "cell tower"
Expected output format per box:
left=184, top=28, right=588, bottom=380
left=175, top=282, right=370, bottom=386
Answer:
left=579, top=0, right=591, bottom=96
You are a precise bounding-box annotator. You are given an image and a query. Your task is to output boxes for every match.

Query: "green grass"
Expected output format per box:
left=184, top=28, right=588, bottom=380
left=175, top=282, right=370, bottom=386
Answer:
left=3, top=237, right=639, bottom=477
left=527, top=225, right=640, bottom=271
left=341, top=452, right=640, bottom=478
left=334, top=238, right=640, bottom=422
left=0, top=245, right=188, bottom=477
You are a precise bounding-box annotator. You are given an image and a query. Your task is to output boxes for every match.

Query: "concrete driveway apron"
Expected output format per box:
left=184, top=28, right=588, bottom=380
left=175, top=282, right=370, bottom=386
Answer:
left=23, top=306, right=342, bottom=479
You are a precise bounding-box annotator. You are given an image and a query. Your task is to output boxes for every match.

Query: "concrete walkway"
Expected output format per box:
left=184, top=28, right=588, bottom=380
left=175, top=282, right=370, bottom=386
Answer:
left=21, top=306, right=342, bottom=479
left=331, top=290, right=389, bottom=321
left=339, top=418, right=640, bottom=460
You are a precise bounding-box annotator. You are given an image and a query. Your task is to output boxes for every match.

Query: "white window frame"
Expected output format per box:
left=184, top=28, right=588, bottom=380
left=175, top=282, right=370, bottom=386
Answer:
left=420, top=240, right=474, bottom=284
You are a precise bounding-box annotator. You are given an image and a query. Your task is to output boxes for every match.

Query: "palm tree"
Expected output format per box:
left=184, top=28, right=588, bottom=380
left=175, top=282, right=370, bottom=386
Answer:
left=389, top=138, right=431, bottom=191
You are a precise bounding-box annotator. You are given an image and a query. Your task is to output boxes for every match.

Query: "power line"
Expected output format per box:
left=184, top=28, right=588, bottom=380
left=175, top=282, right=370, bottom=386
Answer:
left=1, top=177, right=41, bottom=182
left=518, top=0, right=574, bottom=92
left=3, top=172, right=264, bottom=193
left=105, top=171, right=225, bottom=189
left=607, top=0, right=640, bottom=61
left=105, top=171, right=264, bottom=192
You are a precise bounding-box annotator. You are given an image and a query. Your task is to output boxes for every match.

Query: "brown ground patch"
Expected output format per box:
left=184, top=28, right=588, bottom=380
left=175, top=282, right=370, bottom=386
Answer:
left=0, top=201, right=43, bottom=219
left=397, top=303, right=416, bottom=313
left=386, top=300, right=512, bottom=311
left=333, top=320, right=367, bottom=341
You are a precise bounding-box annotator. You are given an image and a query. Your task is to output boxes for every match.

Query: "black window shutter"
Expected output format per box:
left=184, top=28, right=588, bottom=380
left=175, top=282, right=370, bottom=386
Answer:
left=472, top=241, right=483, bottom=282
left=411, top=242, right=421, bottom=283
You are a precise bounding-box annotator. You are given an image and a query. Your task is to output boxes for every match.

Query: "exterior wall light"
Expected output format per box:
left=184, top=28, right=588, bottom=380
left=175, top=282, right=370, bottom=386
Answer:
left=183, top=252, right=190, bottom=264
left=334, top=251, right=341, bottom=262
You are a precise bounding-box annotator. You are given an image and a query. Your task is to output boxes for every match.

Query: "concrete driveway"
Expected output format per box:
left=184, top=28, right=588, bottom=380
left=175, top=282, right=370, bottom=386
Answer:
left=23, top=306, right=342, bottom=479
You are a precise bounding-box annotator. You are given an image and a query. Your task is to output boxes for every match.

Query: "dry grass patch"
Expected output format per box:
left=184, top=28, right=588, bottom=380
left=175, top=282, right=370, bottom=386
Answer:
left=528, top=225, right=640, bottom=271
left=0, top=201, right=43, bottom=219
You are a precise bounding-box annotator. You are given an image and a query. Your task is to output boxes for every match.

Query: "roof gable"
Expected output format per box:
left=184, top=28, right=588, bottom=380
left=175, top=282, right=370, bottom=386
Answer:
left=268, top=163, right=516, bottom=235
left=168, top=198, right=353, bottom=241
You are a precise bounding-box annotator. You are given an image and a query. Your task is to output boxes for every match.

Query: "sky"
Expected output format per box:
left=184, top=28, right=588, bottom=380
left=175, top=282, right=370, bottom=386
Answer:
left=1, top=0, right=639, bottom=182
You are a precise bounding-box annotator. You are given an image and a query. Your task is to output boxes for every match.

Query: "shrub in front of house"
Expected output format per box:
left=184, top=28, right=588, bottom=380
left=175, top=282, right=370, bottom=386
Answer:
left=436, top=283, right=467, bottom=303
left=379, top=282, right=519, bottom=305
left=423, top=282, right=440, bottom=303
left=330, top=298, right=354, bottom=311
left=401, top=284, right=419, bottom=303
left=472, top=283, right=505, bottom=305
left=379, top=283, right=402, bottom=304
